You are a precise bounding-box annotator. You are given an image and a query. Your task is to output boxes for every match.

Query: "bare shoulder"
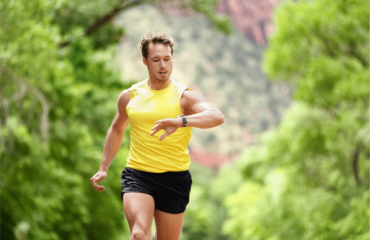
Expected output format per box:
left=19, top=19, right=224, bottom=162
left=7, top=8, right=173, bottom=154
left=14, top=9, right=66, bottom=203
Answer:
left=117, top=89, right=131, bottom=113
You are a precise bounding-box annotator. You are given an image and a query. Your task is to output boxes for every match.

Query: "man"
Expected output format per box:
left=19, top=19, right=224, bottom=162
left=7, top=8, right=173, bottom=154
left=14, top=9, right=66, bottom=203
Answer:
left=90, top=32, right=224, bottom=240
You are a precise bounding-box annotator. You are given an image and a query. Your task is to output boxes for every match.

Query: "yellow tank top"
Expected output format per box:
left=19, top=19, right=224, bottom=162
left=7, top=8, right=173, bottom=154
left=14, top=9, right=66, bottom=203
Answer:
left=126, top=79, right=193, bottom=173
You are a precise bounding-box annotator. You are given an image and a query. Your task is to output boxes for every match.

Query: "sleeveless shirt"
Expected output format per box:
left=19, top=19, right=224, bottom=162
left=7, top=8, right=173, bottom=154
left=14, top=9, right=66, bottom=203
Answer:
left=126, top=79, right=193, bottom=173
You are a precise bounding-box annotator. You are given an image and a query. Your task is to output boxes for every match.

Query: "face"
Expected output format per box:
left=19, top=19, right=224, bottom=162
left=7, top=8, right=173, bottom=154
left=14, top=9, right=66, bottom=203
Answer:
left=143, top=43, right=173, bottom=83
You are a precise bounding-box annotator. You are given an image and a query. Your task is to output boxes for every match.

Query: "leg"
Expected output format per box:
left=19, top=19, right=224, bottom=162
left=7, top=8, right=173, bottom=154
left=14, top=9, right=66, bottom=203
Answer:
left=124, top=192, right=155, bottom=240
left=153, top=209, right=185, bottom=240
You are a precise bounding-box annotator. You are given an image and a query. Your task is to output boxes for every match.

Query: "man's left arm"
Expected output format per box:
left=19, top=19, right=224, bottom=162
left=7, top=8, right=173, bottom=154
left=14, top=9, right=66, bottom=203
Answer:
left=151, top=90, right=224, bottom=140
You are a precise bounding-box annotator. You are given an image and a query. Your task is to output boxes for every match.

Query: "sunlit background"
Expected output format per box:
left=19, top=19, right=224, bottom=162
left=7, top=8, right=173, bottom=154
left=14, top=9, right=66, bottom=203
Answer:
left=1, top=0, right=369, bottom=239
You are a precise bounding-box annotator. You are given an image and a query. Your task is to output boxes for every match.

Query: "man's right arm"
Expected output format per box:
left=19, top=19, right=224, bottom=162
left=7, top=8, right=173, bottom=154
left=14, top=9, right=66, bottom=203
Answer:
left=90, top=89, right=131, bottom=192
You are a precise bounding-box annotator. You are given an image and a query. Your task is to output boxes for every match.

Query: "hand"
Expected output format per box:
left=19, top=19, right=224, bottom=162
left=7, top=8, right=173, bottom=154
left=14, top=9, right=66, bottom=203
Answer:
left=151, top=118, right=182, bottom=141
left=90, top=171, right=107, bottom=192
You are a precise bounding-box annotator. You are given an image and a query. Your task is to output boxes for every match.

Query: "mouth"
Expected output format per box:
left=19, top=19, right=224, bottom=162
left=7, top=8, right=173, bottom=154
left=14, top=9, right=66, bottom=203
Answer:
left=159, top=71, right=167, bottom=75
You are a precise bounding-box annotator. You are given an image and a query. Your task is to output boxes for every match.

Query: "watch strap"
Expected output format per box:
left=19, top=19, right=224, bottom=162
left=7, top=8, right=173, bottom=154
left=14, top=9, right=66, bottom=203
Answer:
left=178, top=114, right=187, bottom=127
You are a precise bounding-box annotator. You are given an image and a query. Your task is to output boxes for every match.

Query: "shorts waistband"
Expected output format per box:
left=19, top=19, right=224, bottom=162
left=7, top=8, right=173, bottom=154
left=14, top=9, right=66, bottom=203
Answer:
left=125, top=167, right=189, bottom=178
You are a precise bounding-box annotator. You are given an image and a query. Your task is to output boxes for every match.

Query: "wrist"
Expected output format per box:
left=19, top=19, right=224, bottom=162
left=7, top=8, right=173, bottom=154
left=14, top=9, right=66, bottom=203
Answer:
left=98, top=166, right=108, bottom=173
left=175, top=118, right=183, bottom=128
left=177, top=114, right=187, bottom=127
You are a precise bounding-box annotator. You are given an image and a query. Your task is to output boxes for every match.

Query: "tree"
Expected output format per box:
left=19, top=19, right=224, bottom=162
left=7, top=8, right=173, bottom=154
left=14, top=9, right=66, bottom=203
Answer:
left=182, top=163, right=242, bottom=240
left=55, top=0, right=233, bottom=48
left=263, top=0, right=369, bottom=186
left=1, top=1, right=132, bottom=238
left=222, top=0, right=369, bottom=239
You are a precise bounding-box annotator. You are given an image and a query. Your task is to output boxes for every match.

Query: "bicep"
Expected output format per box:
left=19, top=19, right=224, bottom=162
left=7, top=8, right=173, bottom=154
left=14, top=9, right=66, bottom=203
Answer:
left=111, top=90, right=130, bottom=132
left=192, top=100, right=219, bottom=114
left=183, top=90, right=220, bottom=114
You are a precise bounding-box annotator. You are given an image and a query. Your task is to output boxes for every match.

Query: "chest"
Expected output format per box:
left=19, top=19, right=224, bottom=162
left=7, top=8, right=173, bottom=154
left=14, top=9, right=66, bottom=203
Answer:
left=127, top=90, right=182, bottom=126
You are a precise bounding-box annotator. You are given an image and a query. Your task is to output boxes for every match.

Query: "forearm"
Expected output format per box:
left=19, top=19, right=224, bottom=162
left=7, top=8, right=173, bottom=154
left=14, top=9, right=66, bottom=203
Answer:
left=182, top=108, right=224, bottom=129
left=99, top=127, right=125, bottom=172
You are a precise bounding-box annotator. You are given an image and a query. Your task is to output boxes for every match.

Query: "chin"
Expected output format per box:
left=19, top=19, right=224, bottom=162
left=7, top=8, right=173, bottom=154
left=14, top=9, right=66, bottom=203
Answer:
left=156, top=75, right=169, bottom=81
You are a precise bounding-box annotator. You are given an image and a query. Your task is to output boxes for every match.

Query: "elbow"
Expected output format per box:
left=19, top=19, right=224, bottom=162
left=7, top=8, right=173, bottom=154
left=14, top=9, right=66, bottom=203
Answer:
left=216, top=112, right=224, bottom=126
left=110, top=125, right=125, bottom=136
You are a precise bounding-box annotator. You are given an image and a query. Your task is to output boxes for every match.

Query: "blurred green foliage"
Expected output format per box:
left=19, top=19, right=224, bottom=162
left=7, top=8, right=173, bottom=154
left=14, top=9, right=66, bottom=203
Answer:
left=182, top=163, right=242, bottom=240
left=0, top=0, right=231, bottom=239
left=220, top=0, right=369, bottom=239
left=0, top=0, right=132, bottom=239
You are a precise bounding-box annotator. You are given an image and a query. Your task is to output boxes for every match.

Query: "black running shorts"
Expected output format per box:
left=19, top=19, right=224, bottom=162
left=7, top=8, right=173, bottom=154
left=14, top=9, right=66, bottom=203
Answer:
left=120, top=167, right=192, bottom=214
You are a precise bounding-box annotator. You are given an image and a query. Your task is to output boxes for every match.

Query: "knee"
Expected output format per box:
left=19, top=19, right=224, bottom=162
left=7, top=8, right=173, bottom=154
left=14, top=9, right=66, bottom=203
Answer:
left=131, top=229, right=149, bottom=240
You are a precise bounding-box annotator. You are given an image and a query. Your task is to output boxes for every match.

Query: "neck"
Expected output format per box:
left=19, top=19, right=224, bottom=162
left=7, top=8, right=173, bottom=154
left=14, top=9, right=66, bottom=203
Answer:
left=147, top=77, right=171, bottom=90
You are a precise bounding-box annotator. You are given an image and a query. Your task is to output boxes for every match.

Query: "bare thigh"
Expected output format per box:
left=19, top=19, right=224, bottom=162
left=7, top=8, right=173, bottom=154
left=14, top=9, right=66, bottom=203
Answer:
left=123, top=193, right=155, bottom=240
left=154, top=209, right=185, bottom=240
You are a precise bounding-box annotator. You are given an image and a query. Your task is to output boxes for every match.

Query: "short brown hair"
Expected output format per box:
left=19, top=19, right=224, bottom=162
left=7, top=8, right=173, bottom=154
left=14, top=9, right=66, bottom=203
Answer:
left=140, top=32, right=175, bottom=59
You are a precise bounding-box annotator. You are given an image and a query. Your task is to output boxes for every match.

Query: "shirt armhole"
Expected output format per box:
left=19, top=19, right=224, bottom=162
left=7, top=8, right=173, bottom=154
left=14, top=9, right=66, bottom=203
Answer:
left=125, top=88, right=134, bottom=113
left=179, top=86, right=192, bottom=115
left=129, top=87, right=135, bottom=100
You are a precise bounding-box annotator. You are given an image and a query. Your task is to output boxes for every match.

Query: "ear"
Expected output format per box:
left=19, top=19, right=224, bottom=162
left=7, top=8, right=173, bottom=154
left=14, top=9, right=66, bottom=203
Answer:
left=142, top=57, right=147, bottom=66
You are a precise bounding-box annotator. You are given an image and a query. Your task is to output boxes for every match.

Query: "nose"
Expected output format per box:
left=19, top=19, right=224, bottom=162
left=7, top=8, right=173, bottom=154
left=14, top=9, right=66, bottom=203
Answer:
left=160, top=60, right=166, bottom=69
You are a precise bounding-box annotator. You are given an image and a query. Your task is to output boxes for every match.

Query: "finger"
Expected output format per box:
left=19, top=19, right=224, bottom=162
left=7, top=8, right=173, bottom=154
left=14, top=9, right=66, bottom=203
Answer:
left=93, top=182, right=105, bottom=192
left=151, top=123, right=161, bottom=130
left=151, top=124, right=164, bottom=135
left=90, top=173, right=98, bottom=181
left=91, top=177, right=105, bottom=191
left=155, top=120, right=165, bottom=124
left=90, top=176, right=96, bottom=183
left=159, top=132, right=169, bottom=141
left=151, top=128, right=161, bottom=136
left=90, top=179, right=98, bottom=190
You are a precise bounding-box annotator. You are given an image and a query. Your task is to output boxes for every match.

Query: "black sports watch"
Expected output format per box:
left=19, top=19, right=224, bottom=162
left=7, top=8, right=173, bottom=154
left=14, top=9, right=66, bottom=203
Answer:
left=178, top=114, right=187, bottom=127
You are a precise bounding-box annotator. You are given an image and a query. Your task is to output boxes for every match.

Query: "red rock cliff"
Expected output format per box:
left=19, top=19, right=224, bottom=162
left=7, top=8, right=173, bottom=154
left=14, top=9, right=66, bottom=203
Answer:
left=217, top=0, right=279, bottom=45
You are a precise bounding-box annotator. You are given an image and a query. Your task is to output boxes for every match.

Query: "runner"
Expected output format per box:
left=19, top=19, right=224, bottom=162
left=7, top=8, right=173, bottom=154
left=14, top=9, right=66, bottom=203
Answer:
left=90, top=32, right=224, bottom=240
